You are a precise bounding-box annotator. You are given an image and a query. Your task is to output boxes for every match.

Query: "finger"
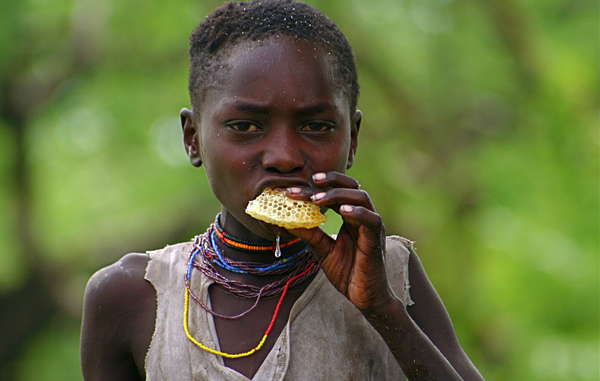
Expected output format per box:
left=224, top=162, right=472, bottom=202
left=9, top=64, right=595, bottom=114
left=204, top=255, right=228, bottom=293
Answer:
left=338, top=205, right=382, bottom=233
left=287, top=227, right=335, bottom=260
left=285, top=186, right=313, bottom=201
left=310, top=188, right=375, bottom=211
left=312, top=171, right=360, bottom=190
left=339, top=205, right=386, bottom=257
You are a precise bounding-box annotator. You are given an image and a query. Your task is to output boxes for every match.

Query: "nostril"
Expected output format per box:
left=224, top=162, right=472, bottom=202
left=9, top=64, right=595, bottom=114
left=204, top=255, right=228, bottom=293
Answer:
left=260, top=131, right=305, bottom=173
left=261, top=149, right=304, bottom=174
left=265, top=165, right=303, bottom=174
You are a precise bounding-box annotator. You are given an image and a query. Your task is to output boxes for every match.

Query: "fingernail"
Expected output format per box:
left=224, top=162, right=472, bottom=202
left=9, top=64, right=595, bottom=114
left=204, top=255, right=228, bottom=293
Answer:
left=287, top=187, right=302, bottom=194
left=311, top=192, right=326, bottom=201
left=312, top=173, right=326, bottom=181
left=340, top=205, right=353, bottom=213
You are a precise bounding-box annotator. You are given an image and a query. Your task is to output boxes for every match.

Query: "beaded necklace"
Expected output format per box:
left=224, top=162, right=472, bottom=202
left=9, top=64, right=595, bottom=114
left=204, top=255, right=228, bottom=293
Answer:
left=191, top=227, right=317, bottom=298
left=184, top=262, right=316, bottom=358
left=214, top=214, right=302, bottom=257
left=187, top=228, right=313, bottom=319
left=208, top=228, right=308, bottom=275
left=183, top=224, right=319, bottom=358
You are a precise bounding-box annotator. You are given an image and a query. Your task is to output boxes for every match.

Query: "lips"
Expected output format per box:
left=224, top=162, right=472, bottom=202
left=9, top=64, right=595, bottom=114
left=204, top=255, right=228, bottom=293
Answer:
left=253, top=177, right=311, bottom=199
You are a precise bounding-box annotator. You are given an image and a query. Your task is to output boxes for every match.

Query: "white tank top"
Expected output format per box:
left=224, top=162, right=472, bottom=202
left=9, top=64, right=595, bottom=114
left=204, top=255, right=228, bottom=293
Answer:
left=144, top=235, right=414, bottom=380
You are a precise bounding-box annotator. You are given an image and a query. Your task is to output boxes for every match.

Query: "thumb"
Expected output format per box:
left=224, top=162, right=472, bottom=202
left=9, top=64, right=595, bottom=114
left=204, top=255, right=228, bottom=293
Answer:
left=288, top=227, right=335, bottom=261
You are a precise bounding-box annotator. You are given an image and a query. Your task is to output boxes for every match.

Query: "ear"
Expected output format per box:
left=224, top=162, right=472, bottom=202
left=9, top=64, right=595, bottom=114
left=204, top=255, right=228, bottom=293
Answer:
left=180, top=108, right=203, bottom=167
left=346, top=109, right=361, bottom=169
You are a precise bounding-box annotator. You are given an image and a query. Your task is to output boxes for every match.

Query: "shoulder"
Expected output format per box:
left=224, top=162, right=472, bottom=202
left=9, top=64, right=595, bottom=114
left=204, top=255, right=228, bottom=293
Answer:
left=384, top=235, right=444, bottom=309
left=83, top=252, right=152, bottom=314
left=396, top=238, right=466, bottom=360
left=81, top=252, right=156, bottom=376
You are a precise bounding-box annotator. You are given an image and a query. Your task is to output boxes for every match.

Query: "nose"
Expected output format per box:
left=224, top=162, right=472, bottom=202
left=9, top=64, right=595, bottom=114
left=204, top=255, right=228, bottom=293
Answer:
left=261, top=127, right=304, bottom=174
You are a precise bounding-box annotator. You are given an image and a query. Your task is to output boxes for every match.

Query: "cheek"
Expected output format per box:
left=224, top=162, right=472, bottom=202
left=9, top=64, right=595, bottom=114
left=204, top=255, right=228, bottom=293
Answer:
left=203, top=148, right=257, bottom=204
left=205, top=154, right=242, bottom=186
left=329, top=134, right=352, bottom=171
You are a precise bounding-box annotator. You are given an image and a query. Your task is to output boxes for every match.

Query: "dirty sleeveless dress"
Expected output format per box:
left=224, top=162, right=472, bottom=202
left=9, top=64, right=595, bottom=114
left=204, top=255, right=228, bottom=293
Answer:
left=144, top=235, right=415, bottom=381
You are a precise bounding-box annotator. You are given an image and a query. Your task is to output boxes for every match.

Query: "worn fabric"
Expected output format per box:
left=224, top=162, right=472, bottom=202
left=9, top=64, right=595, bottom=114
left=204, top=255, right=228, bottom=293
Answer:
left=144, top=235, right=415, bottom=381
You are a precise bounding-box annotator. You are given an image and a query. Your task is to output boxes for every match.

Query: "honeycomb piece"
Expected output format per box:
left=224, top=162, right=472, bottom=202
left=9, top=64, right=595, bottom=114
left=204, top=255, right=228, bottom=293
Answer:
left=245, top=188, right=326, bottom=229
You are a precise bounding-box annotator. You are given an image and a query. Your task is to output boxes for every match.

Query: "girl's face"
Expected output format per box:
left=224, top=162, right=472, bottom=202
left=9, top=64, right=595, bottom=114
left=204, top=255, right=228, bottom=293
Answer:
left=185, top=36, right=360, bottom=239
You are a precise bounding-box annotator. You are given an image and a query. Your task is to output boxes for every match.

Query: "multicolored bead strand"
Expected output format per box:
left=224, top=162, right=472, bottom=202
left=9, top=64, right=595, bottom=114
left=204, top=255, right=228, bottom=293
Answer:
left=190, top=227, right=318, bottom=298
left=214, top=214, right=302, bottom=253
left=184, top=260, right=316, bottom=358
left=183, top=224, right=320, bottom=358
left=209, top=228, right=307, bottom=275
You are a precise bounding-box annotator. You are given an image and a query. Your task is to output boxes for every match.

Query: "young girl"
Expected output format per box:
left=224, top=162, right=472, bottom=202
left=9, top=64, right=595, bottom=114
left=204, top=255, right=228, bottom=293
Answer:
left=81, top=1, right=484, bottom=380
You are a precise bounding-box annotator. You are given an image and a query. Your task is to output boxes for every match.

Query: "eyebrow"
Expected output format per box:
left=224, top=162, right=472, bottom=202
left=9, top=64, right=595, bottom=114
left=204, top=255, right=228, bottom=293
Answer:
left=227, top=101, right=336, bottom=116
left=234, top=102, right=270, bottom=114
left=294, top=103, right=335, bottom=116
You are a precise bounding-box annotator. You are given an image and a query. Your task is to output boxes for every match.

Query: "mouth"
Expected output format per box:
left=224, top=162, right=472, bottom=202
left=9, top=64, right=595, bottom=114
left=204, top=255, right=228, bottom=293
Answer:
left=252, top=177, right=311, bottom=199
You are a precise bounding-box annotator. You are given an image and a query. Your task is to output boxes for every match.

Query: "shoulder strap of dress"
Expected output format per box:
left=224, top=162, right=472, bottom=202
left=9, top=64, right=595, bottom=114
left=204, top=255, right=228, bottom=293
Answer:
left=384, top=235, right=415, bottom=306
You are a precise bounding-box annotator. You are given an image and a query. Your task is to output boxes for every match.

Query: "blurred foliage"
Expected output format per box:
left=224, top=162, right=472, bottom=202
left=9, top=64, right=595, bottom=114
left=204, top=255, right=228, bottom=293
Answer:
left=0, top=0, right=597, bottom=380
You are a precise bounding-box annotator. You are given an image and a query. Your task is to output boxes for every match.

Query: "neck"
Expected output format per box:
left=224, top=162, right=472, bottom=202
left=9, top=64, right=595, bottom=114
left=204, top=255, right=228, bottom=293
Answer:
left=217, top=210, right=303, bottom=264
left=220, top=209, right=276, bottom=243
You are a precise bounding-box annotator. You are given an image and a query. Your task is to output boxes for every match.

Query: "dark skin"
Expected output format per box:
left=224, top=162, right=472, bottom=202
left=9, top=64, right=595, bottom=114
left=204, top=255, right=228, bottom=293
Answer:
left=81, top=36, right=484, bottom=380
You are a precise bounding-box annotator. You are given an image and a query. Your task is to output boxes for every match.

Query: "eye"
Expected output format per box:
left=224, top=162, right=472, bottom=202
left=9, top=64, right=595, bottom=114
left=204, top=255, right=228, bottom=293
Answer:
left=300, top=121, right=336, bottom=132
left=226, top=121, right=261, bottom=132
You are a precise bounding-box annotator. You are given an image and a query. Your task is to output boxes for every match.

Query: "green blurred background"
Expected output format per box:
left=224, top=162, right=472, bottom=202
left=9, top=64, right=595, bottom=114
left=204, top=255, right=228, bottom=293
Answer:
left=0, top=0, right=597, bottom=380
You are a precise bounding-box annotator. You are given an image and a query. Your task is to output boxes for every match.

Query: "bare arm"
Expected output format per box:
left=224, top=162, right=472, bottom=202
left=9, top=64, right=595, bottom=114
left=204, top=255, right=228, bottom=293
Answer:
left=81, top=253, right=155, bottom=381
left=406, top=249, right=483, bottom=379
left=287, top=171, right=484, bottom=380
left=363, top=249, right=484, bottom=381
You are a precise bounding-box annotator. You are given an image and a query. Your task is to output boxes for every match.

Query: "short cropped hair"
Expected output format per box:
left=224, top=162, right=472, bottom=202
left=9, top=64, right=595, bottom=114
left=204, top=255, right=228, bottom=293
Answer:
left=188, top=0, right=359, bottom=112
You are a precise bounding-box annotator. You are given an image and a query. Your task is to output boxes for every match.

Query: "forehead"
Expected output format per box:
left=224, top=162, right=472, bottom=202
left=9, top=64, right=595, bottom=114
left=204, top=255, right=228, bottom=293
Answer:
left=202, top=37, right=347, bottom=112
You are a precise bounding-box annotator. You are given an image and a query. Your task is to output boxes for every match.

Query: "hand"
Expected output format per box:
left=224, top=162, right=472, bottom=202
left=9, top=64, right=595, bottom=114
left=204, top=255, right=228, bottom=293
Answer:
left=286, top=171, right=396, bottom=312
